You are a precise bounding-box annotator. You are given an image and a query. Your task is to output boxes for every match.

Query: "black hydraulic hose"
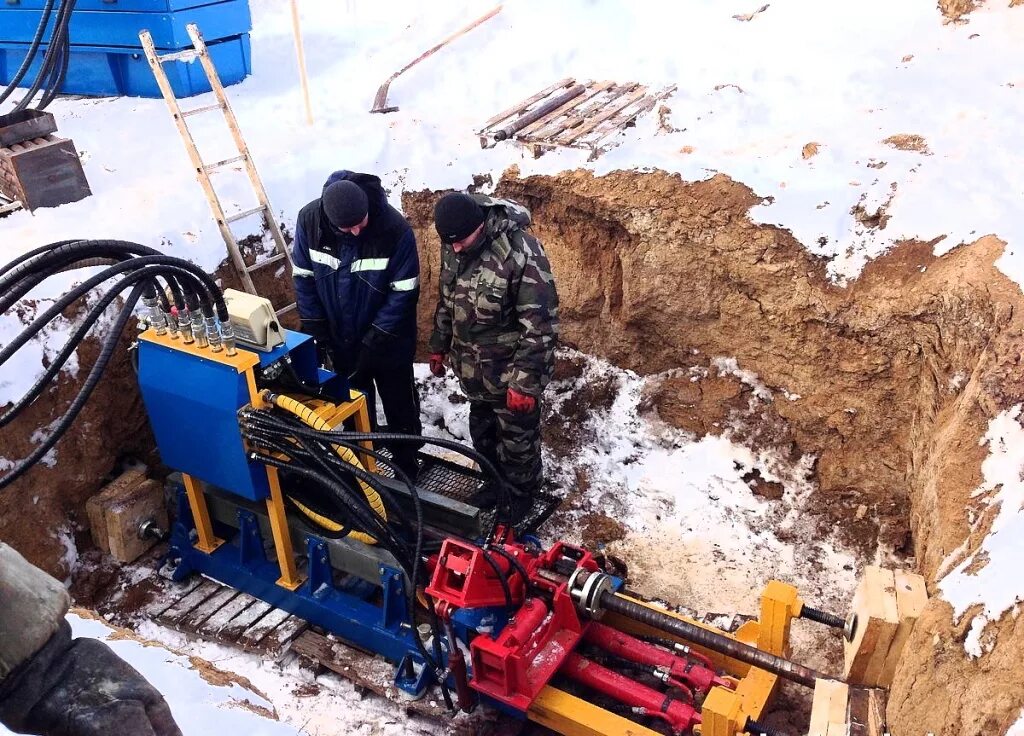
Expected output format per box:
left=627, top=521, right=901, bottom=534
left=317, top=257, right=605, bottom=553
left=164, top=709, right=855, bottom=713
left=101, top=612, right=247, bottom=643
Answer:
left=0, top=261, right=211, bottom=368
left=38, top=20, right=72, bottom=110
left=0, top=269, right=164, bottom=427
left=13, top=0, right=75, bottom=113
left=249, top=410, right=418, bottom=535
left=251, top=439, right=411, bottom=559
left=597, top=591, right=829, bottom=689
left=0, top=249, right=199, bottom=316
left=53, top=255, right=182, bottom=315
left=484, top=544, right=532, bottom=595
left=0, top=282, right=145, bottom=491
left=298, top=427, right=516, bottom=538
left=0, top=0, right=55, bottom=106
left=291, top=432, right=415, bottom=540
left=0, top=240, right=227, bottom=320
left=0, top=240, right=142, bottom=294
left=250, top=450, right=448, bottom=681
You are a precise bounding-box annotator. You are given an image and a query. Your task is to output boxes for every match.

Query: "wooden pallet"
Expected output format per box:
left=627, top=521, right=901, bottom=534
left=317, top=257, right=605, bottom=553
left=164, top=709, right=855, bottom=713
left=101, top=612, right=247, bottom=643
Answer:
left=139, top=573, right=519, bottom=733
left=147, top=575, right=308, bottom=658
left=477, top=77, right=676, bottom=160
left=0, top=193, right=23, bottom=216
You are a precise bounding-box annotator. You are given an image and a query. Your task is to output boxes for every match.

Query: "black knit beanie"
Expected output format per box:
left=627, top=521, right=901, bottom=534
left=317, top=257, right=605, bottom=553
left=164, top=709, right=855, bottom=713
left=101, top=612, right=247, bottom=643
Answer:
left=434, top=192, right=485, bottom=244
left=322, top=180, right=369, bottom=228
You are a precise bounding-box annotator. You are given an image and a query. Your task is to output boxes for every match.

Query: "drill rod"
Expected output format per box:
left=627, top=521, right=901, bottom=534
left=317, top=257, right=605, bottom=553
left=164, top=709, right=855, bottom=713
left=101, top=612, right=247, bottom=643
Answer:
left=598, top=591, right=828, bottom=688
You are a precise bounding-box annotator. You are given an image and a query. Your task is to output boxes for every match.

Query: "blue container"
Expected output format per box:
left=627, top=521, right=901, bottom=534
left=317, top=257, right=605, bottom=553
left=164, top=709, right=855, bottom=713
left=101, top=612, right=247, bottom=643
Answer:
left=2, top=0, right=251, bottom=49
left=7, top=0, right=219, bottom=11
left=0, top=34, right=250, bottom=97
left=0, top=0, right=252, bottom=97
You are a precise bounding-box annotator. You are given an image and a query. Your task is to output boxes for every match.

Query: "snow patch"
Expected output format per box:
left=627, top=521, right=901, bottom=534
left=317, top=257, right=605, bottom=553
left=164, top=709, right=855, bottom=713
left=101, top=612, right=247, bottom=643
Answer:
left=938, top=405, right=1024, bottom=657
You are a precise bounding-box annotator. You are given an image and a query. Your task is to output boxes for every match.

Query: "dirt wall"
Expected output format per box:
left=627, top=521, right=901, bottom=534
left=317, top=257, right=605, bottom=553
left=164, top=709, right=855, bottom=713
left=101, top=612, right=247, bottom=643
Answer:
left=404, top=168, right=1024, bottom=735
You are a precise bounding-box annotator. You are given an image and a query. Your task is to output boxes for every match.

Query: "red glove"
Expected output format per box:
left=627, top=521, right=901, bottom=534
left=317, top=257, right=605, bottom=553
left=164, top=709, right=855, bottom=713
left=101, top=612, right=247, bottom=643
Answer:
left=428, top=353, right=446, bottom=377
left=506, top=388, right=536, bottom=414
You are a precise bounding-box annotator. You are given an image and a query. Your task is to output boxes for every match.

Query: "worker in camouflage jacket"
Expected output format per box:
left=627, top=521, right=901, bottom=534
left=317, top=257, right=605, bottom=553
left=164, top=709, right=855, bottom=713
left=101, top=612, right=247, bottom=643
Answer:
left=0, top=542, right=181, bottom=736
left=428, top=192, right=559, bottom=517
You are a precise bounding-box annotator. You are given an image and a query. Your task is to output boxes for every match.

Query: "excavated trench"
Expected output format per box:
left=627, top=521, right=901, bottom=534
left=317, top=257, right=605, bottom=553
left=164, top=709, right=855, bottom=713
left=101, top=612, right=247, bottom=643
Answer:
left=2, top=168, right=1023, bottom=735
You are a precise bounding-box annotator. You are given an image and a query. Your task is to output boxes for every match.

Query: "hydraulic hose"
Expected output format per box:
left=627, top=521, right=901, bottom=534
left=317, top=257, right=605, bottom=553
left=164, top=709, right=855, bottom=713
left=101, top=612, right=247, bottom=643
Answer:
left=0, top=260, right=212, bottom=367
left=0, top=0, right=55, bottom=106
left=302, top=427, right=515, bottom=539
left=0, top=240, right=228, bottom=320
left=0, top=281, right=146, bottom=491
left=12, top=0, right=76, bottom=113
left=0, top=268, right=168, bottom=427
left=263, top=391, right=388, bottom=524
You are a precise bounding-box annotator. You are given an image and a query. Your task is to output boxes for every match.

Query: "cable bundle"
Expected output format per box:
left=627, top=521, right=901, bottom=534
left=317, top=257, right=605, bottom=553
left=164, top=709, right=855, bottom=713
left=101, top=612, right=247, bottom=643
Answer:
left=0, top=239, right=235, bottom=491
left=0, top=0, right=77, bottom=113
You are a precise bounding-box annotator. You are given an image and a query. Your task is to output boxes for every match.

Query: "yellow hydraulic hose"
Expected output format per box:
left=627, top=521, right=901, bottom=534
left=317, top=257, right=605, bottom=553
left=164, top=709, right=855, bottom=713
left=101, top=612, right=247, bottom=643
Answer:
left=263, top=391, right=386, bottom=545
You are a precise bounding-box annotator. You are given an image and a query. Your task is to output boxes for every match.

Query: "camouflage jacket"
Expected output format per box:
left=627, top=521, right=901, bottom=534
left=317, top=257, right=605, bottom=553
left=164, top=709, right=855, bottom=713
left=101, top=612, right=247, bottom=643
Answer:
left=429, top=194, right=559, bottom=402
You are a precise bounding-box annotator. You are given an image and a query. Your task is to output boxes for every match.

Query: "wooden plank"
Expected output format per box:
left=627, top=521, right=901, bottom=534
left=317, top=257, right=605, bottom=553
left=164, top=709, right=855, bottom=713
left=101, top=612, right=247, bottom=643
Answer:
left=156, top=579, right=223, bottom=625
left=262, top=615, right=309, bottom=653
left=196, top=591, right=261, bottom=637
left=849, top=687, right=887, bottom=736
left=521, top=80, right=617, bottom=140
left=147, top=576, right=205, bottom=617
left=178, top=587, right=240, bottom=630
left=554, top=84, right=647, bottom=145
left=571, top=87, right=658, bottom=146
left=809, top=678, right=848, bottom=736
left=478, top=77, right=576, bottom=131
left=0, top=135, right=91, bottom=210
left=217, top=599, right=274, bottom=641
left=877, top=570, right=928, bottom=687
left=862, top=568, right=900, bottom=685
left=585, top=85, right=677, bottom=148
left=535, top=83, right=632, bottom=144
left=237, top=607, right=293, bottom=650
left=844, top=566, right=900, bottom=685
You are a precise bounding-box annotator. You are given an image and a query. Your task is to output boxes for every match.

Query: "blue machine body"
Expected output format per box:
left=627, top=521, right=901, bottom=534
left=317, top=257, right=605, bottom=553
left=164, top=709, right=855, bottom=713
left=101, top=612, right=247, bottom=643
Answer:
left=167, top=487, right=433, bottom=696
left=137, top=329, right=332, bottom=502
left=0, top=0, right=252, bottom=98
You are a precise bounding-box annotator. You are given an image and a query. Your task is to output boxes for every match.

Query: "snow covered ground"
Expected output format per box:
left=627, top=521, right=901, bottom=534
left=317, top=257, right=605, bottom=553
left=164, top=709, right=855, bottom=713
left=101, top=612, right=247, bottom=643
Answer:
left=0, top=610, right=446, bottom=736
left=938, top=404, right=1024, bottom=658
left=3, top=0, right=1024, bottom=732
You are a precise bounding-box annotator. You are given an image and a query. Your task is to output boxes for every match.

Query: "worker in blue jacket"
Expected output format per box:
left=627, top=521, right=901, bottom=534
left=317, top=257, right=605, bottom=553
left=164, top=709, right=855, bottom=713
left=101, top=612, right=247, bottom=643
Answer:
left=292, top=171, right=423, bottom=479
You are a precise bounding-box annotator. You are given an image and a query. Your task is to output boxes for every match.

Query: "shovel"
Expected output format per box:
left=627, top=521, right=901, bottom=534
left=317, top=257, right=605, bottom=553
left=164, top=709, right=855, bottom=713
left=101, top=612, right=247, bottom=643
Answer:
left=370, top=5, right=503, bottom=114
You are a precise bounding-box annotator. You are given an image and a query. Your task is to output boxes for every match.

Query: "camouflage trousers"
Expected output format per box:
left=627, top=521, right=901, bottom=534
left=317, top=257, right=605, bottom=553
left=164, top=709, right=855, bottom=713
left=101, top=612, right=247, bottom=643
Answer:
left=469, top=399, right=543, bottom=497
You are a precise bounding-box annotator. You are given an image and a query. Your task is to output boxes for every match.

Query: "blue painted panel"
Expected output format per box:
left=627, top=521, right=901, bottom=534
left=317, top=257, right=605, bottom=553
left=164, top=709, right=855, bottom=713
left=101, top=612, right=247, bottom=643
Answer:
left=138, top=338, right=269, bottom=500
left=0, top=1, right=251, bottom=48
left=4, top=0, right=220, bottom=11
left=0, top=34, right=250, bottom=97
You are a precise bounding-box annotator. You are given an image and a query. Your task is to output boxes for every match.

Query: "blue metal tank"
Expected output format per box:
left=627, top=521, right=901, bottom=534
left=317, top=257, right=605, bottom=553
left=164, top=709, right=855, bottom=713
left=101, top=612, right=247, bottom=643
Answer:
left=0, top=0, right=252, bottom=98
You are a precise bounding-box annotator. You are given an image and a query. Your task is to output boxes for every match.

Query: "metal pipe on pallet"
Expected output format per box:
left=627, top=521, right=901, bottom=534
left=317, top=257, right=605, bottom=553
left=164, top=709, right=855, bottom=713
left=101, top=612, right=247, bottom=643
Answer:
left=492, top=84, right=586, bottom=141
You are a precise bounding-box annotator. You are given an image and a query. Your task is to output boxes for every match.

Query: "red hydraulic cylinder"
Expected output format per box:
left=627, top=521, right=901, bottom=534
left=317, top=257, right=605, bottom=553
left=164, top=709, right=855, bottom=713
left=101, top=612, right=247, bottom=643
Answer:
left=561, top=653, right=700, bottom=733
left=583, top=622, right=726, bottom=694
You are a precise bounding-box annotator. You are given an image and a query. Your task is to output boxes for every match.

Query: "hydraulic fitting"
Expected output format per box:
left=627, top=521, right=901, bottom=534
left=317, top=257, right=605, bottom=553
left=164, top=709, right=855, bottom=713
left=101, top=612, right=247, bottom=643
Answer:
left=164, top=309, right=180, bottom=339
left=179, top=310, right=195, bottom=343
left=143, top=295, right=167, bottom=335
left=220, top=320, right=238, bottom=356
left=206, top=315, right=223, bottom=352
left=192, top=310, right=208, bottom=348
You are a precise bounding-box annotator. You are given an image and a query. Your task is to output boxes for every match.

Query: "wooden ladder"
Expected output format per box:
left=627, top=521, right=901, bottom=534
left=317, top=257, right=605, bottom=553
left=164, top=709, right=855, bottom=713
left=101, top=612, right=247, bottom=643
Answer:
left=139, top=23, right=295, bottom=316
